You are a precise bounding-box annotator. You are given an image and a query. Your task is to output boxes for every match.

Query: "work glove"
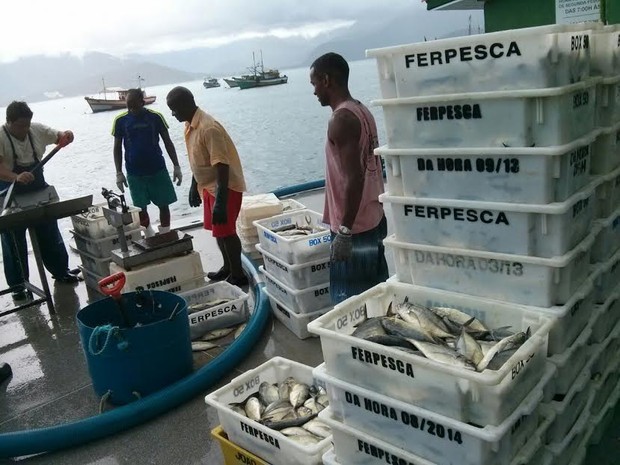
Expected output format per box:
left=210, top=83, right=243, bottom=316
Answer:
left=173, top=165, right=183, bottom=185
left=212, top=189, right=227, bottom=225
left=116, top=172, right=128, bottom=193
left=189, top=177, right=202, bottom=207
left=331, top=232, right=353, bottom=262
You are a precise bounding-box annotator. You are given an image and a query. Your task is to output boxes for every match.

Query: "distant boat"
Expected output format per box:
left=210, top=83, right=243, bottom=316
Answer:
left=223, top=78, right=240, bottom=88
left=232, top=52, right=288, bottom=90
left=84, top=76, right=156, bottom=113
left=203, top=78, right=221, bottom=89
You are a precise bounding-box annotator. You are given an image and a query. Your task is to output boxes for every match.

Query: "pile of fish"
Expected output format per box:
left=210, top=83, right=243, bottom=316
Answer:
left=191, top=322, right=246, bottom=351
left=352, top=297, right=530, bottom=372
left=229, top=378, right=331, bottom=445
left=270, top=216, right=327, bottom=238
left=188, top=298, right=232, bottom=315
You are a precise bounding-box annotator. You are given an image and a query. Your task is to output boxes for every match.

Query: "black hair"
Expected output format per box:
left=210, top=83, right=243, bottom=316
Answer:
left=311, top=53, right=349, bottom=87
left=167, top=86, right=195, bottom=106
left=126, top=88, right=144, bottom=101
left=6, top=101, right=33, bottom=123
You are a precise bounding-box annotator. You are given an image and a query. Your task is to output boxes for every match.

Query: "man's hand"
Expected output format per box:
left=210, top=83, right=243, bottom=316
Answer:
left=116, top=172, right=128, bottom=193
left=173, top=165, right=183, bottom=186
left=189, top=177, right=202, bottom=207
left=212, top=188, right=227, bottom=225
left=15, top=172, right=34, bottom=184
left=58, top=130, right=74, bottom=147
left=331, top=232, right=353, bottom=262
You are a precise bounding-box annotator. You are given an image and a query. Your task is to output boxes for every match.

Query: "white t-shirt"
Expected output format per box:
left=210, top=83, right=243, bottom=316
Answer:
left=0, top=122, right=59, bottom=170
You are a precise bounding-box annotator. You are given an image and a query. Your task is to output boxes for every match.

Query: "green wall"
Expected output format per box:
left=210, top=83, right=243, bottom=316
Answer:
left=484, top=0, right=556, bottom=32
left=606, top=0, right=620, bottom=24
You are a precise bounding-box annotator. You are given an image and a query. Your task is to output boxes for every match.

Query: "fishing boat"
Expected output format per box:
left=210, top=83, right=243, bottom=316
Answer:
left=203, top=78, right=220, bottom=89
left=234, top=51, right=288, bottom=90
left=84, top=77, right=156, bottom=113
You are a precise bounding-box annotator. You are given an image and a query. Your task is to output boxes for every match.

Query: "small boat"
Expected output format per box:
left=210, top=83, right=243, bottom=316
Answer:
left=203, top=78, right=220, bottom=89
left=84, top=76, right=156, bottom=113
left=232, top=52, right=288, bottom=90
left=223, top=78, right=240, bottom=88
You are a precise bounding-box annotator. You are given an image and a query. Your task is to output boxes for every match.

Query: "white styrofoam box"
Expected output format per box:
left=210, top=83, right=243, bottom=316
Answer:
left=265, top=288, right=329, bottom=340
left=70, top=203, right=141, bottom=240
left=590, top=289, right=620, bottom=343
left=509, top=408, right=555, bottom=465
left=254, top=209, right=331, bottom=264
left=237, top=198, right=306, bottom=238
left=593, top=249, right=620, bottom=303
left=544, top=404, right=591, bottom=465
left=319, top=409, right=436, bottom=465
left=591, top=122, right=620, bottom=175
left=315, top=363, right=553, bottom=465
left=237, top=193, right=283, bottom=229
left=587, top=383, right=620, bottom=445
left=108, top=251, right=205, bottom=293
left=594, top=164, right=620, bottom=219
left=307, top=281, right=553, bottom=426
left=70, top=244, right=111, bottom=276
left=591, top=24, right=620, bottom=77
left=596, top=75, right=620, bottom=127
left=204, top=357, right=332, bottom=465
left=366, top=24, right=592, bottom=98
left=71, top=228, right=142, bottom=259
left=374, top=79, right=598, bottom=149
left=178, top=281, right=249, bottom=340
left=590, top=367, right=620, bottom=418
left=378, top=130, right=598, bottom=204
left=591, top=205, right=620, bottom=263
left=384, top=229, right=594, bottom=308
left=547, top=323, right=592, bottom=397
left=380, top=179, right=597, bottom=258
left=590, top=321, right=620, bottom=378
left=260, top=266, right=330, bottom=314
left=257, top=243, right=330, bottom=290
left=545, top=365, right=592, bottom=444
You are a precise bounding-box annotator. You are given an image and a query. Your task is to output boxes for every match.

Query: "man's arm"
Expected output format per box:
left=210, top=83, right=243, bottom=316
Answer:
left=113, top=137, right=123, bottom=173
left=159, top=126, right=180, bottom=167
left=328, top=109, right=364, bottom=230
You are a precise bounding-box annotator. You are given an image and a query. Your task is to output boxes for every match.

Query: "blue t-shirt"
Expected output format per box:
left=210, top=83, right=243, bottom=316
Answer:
left=112, top=109, right=168, bottom=176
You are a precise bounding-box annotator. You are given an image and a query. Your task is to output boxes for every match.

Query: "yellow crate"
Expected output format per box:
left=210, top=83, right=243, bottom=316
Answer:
left=211, top=425, right=270, bottom=465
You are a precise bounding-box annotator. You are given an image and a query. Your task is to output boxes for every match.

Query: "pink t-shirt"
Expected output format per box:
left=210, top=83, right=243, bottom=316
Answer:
left=323, top=99, right=384, bottom=234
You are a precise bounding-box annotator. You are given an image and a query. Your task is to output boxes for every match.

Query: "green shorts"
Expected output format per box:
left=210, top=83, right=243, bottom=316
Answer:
left=127, top=169, right=177, bottom=208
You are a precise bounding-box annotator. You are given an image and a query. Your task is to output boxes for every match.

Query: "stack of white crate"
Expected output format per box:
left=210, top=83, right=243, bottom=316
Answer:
left=307, top=23, right=619, bottom=465
left=70, top=202, right=142, bottom=291
left=254, top=209, right=333, bottom=339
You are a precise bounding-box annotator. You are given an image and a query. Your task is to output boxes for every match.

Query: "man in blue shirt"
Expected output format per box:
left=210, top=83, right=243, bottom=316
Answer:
left=112, top=89, right=182, bottom=236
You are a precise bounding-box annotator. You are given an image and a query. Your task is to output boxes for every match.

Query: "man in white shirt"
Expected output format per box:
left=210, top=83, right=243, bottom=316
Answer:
left=0, top=101, right=79, bottom=302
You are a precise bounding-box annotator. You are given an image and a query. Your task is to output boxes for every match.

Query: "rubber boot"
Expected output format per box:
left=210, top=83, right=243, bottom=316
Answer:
left=144, top=225, right=156, bottom=238
left=158, top=225, right=170, bottom=235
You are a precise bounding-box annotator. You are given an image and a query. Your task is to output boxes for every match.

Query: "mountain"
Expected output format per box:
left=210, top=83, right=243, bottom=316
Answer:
left=0, top=53, right=202, bottom=106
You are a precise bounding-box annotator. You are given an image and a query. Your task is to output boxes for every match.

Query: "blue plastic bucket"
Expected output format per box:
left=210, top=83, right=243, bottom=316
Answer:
left=76, top=290, right=193, bottom=405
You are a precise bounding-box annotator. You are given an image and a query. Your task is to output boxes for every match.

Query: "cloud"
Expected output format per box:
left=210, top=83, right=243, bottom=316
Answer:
left=0, top=0, right=417, bottom=61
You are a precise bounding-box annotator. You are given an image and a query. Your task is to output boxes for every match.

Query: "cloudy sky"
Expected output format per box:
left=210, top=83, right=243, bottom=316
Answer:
left=0, top=0, right=424, bottom=62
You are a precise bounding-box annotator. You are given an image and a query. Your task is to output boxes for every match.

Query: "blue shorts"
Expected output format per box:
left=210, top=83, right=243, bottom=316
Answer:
left=127, top=169, right=177, bottom=208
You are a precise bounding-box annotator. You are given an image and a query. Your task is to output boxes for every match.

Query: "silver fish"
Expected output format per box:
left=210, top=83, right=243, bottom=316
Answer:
left=302, top=419, right=331, bottom=439
left=486, top=348, right=519, bottom=371
left=296, top=406, right=314, bottom=417
left=410, top=340, right=477, bottom=371
left=365, top=334, right=417, bottom=349
left=290, top=382, right=310, bottom=408
left=430, top=306, right=488, bottom=332
left=476, top=328, right=530, bottom=371
left=191, top=341, right=219, bottom=351
left=315, top=394, right=330, bottom=408
left=287, top=434, right=322, bottom=446
left=352, top=317, right=386, bottom=339
left=201, top=327, right=236, bottom=341
left=231, top=404, right=246, bottom=417
left=398, top=300, right=453, bottom=340
left=259, top=382, right=280, bottom=406
left=456, top=329, right=484, bottom=366
left=381, top=316, right=435, bottom=343
left=303, top=396, right=324, bottom=414
left=244, top=397, right=263, bottom=421
left=234, top=323, right=247, bottom=339
left=280, top=426, right=317, bottom=437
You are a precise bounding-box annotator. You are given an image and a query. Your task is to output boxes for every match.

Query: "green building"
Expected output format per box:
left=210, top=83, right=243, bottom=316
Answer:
left=424, top=0, right=619, bottom=32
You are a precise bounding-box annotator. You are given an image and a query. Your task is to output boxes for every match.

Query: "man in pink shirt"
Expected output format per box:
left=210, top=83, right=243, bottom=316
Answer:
left=310, top=52, right=388, bottom=303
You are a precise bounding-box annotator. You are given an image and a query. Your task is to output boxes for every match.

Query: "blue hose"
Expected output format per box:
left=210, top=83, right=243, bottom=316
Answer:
left=0, top=255, right=270, bottom=458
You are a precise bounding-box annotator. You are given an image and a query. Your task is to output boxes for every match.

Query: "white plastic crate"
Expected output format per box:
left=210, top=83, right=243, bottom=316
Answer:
left=590, top=321, right=620, bottom=379
left=71, top=228, right=142, bottom=259
left=108, top=251, right=205, bottom=293
left=544, top=404, right=591, bottom=465
left=319, top=409, right=436, bottom=465
left=379, top=130, right=598, bottom=204
left=307, top=281, right=553, bottom=426
left=366, top=24, right=592, bottom=98
left=596, top=76, right=620, bottom=127
left=260, top=266, right=330, bottom=314
left=70, top=245, right=110, bottom=276
left=591, top=24, right=620, bottom=77
left=79, top=265, right=104, bottom=294
left=315, top=363, right=553, bottom=465
left=590, top=289, right=620, bottom=343
left=70, top=203, right=141, bottom=240
left=548, top=323, right=592, bottom=397
left=237, top=193, right=283, bottom=229
left=179, top=281, right=250, bottom=340
left=257, top=244, right=330, bottom=290
left=237, top=198, right=306, bottom=238
left=591, top=122, right=620, bottom=175
left=374, top=79, right=598, bottom=149
left=593, top=249, right=620, bottom=303
left=587, top=383, right=620, bottom=445
left=265, top=288, right=331, bottom=340
left=254, top=210, right=331, bottom=265
left=509, top=409, right=555, bottom=465
left=594, top=164, right=620, bottom=219
left=590, top=367, right=620, bottom=418
left=591, top=206, right=620, bottom=263
left=545, top=365, right=593, bottom=444
left=322, top=448, right=338, bottom=465
left=204, top=357, right=332, bottom=465
left=384, top=229, right=594, bottom=308
left=380, top=179, right=597, bottom=258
